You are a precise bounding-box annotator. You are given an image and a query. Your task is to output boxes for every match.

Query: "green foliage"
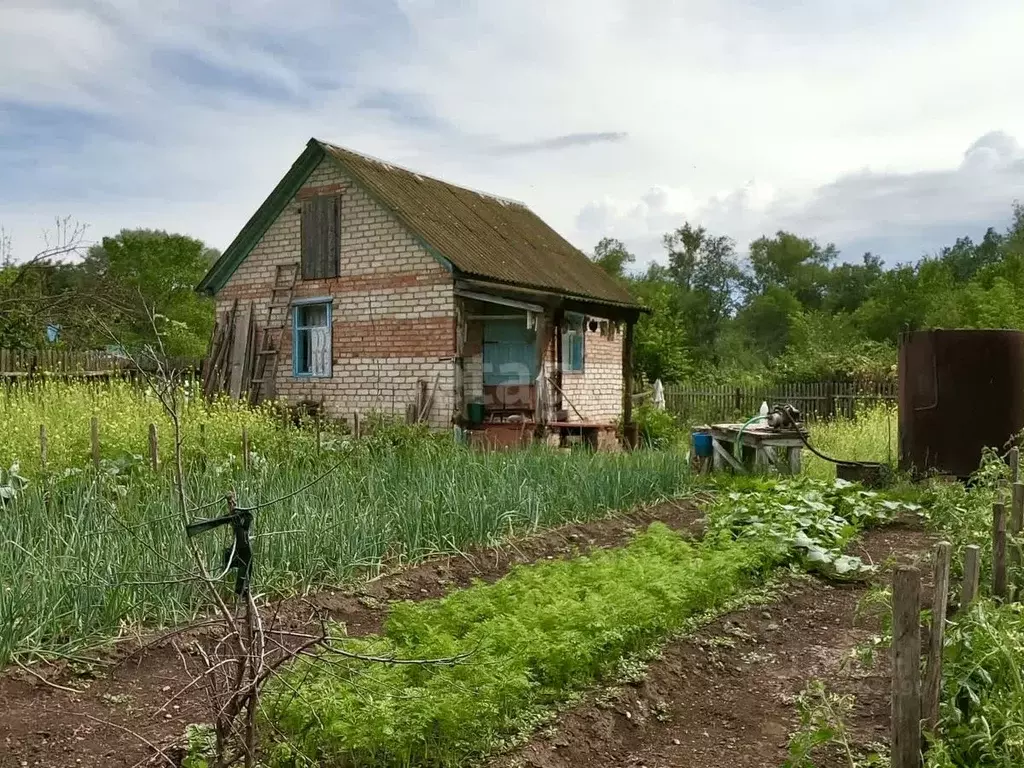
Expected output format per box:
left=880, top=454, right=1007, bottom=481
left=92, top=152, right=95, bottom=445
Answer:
left=802, top=405, right=899, bottom=480
left=632, top=402, right=684, bottom=448
left=926, top=602, right=1024, bottom=767
left=80, top=229, right=218, bottom=356
left=705, top=477, right=920, bottom=579
left=590, top=237, right=635, bottom=281
left=0, top=413, right=696, bottom=664
left=605, top=204, right=1024, bottom=384
left=264, top=524, right=775, bottom=766
left=784, top=680, right=888, bottom=768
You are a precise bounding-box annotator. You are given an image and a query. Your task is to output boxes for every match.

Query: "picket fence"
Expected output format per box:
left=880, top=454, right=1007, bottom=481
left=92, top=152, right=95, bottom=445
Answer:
left=659, top=380, right=897, bottom=422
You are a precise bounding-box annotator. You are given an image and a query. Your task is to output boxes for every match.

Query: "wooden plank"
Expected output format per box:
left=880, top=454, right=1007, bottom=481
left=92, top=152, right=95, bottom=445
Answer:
left=923, top=541, right=952, bottom=733
left=711, top=438, right=746, bottom=473
left=994, top=502, right=1008, bottom=600
left=891, top=566, right=921, bottom=768
left=228, top=302, right=253, bottom=400
left=962, top=544, right=981, bottom=607
left=39, top=424, right=47, bottom=472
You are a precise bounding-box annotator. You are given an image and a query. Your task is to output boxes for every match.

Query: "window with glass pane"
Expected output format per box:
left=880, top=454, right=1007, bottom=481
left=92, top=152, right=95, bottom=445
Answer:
left=561, top=313, right=585, bottom=372
left=293, top=302, right=332, bottom=377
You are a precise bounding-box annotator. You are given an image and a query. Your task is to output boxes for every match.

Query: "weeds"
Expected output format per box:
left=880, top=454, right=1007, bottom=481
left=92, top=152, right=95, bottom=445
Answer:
left=784, top=680, right=889, bottom=768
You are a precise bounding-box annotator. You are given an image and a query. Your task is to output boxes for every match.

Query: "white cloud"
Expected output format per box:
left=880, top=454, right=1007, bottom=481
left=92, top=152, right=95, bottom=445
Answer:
left=576, top=132, right=1024, bottom=264
left=2, top=0, right=1024, bottom=268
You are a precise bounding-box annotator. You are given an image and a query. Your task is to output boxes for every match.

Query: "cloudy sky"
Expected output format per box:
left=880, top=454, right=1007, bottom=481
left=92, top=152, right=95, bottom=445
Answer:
left=3, top=0, right=1024, bottom=269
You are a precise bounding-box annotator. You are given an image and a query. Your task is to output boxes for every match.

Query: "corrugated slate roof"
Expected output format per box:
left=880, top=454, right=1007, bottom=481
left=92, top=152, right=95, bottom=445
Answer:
left=318, top=142, right=638, bottom=308
left=197, top=139, right=639, bottom=311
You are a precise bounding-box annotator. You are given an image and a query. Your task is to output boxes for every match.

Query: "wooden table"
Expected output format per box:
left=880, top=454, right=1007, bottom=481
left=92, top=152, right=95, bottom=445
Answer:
left=708, top=423, right=805, bottom=475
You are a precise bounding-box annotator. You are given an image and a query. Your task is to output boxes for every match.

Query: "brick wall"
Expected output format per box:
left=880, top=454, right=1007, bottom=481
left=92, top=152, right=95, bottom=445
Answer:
left=216, top=157, right=455, bottom=427
left=557, top=322, right=623, bottom=424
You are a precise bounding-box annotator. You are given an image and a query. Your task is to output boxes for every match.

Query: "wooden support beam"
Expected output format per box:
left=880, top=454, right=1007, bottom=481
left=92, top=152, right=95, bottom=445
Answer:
left=553, top=308, right=564, bottom=415
left=622, top=318, right=636, bottom=448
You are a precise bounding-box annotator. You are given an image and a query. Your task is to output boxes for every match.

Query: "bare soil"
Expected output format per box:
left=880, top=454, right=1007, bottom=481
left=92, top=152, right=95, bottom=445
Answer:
left=490, top=523, right=935, bottom=768
left=0, top=499, right=705, bottom=768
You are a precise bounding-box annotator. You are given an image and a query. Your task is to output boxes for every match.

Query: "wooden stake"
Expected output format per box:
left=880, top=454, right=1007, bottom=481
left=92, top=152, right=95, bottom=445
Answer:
left=994, top=502, right=1008, bottom=600
left=315, top=413, right=321, bottom=455
left=352, top=411, right=360, bottom=439
left=1011, top=482, right=1024, bottom=600
left=891, top=566, right=922, bottom=768
left=923, top=541, right=952, bottom=733
left=1011, top=446, right=1020, bottom=484
left=39, top=423, right=47, bottom=472
left=148, top=423, right=159, bottom=472
left=90, top=416, right=100, bottom=469
left=962, top=545, right=981, bottom=608
left=242, top=427, right=250, bottom=472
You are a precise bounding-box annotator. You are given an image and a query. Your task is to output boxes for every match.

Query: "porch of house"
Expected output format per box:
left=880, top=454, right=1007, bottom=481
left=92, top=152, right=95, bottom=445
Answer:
left=452, top=280, right=640, bottom=450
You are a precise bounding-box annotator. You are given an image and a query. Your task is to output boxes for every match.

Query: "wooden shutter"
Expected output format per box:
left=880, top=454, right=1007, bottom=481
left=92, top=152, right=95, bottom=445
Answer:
left=300, top=195, right=341, bottom=279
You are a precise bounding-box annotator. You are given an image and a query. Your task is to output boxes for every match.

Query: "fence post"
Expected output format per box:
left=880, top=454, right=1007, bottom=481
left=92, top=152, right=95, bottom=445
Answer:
left=148, top=423, right=159, bottom=472
left=923, top=542, right=952, bottom=733
left=1011, top=483, right=1024, bottom=601
left=352, top=411, right=361, bottom=439
left=994, top=503, right=1008, bottom=600
left=90, top=416, right=100, bottom=469
left=1011, top=446, right=1020, bottom=484
left=734, top=387, right=742, bottom=415
left=962, top=544, right=981, bottom=608
left=315, top=413, right=321, bottom=455
left=39, top=424, right=48, bottom=472
left=892, top=566, right=922, bottom=768
left=242, top=427, right=250, bottom=472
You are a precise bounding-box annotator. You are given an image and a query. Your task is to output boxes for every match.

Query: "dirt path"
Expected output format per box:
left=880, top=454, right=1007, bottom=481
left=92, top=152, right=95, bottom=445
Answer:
left=0, top=500, right=704, bottom=768
left=490, top=524, right=934, bottom=768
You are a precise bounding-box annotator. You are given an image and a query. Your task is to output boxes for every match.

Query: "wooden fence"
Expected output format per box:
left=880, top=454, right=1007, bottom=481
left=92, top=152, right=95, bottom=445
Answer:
left=660, top=380, right=897, bottom=422
left=0, top=349, right=200, bottom=381
left=889, top=447, right=1022, bottom=767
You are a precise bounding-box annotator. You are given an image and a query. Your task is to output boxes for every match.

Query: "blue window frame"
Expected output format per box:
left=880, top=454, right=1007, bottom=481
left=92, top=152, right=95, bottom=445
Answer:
left=292, top=299, right=333, bottom=377
left=561, top=313, right=585, bottom=373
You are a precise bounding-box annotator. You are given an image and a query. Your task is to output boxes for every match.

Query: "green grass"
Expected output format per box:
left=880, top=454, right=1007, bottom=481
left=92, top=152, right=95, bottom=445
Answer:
left=802, top=405, right=898, bottom=480
left=263, top=524, right=775, bottom=767
left=0, top=378, right=295, bottom=475
left=0, top=434, right=695, bottom=665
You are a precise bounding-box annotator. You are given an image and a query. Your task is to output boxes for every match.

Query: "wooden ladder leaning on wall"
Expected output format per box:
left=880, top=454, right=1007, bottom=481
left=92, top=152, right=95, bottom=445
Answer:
left=249, top=263, right=300, bottom=405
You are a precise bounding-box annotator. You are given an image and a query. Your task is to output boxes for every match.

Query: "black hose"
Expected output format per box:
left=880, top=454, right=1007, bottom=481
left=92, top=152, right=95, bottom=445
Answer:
left=774, top=405, right=885, bottom=469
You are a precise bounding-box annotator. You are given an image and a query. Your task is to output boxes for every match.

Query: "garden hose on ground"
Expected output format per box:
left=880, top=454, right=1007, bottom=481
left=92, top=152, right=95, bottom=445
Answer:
left=772, top=404, right=886, bottom=471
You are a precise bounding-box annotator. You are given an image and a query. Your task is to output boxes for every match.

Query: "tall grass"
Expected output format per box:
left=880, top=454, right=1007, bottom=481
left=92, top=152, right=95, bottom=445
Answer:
left=803, top=404, right=898, bottom=479
left=0, top=378, right=291, bottom=475
left=0, top=435, right=692, bottom=665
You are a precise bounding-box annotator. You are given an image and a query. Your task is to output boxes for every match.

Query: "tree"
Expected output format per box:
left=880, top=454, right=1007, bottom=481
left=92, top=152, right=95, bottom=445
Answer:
left=661, top=223, right=743, bottom=362
left=80, top=229, right=218, bottom=357
left=590, top=237, right=635, bottom=281
left=746, top=231, right=837, bottom=309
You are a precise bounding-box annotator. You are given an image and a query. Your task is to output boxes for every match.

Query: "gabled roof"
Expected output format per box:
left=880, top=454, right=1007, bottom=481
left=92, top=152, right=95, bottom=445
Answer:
left=198, top=139, right=641, bottom=312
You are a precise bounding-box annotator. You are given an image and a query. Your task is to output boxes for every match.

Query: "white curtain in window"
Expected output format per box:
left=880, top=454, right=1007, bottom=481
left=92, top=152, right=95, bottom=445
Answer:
left=310, top=326, right=331, bottom=376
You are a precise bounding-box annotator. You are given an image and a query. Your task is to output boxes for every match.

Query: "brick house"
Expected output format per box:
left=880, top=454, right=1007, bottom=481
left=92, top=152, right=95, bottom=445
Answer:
left=197, top=139, right=645, bottom=445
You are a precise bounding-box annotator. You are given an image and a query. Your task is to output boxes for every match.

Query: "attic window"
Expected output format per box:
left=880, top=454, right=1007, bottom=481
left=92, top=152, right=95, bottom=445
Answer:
left=301, top=195, right=341, bottom=279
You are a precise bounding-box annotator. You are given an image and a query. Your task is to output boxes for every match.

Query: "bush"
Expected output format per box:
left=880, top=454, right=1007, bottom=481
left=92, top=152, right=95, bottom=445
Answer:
left=632, top=402, right=684, bottom=448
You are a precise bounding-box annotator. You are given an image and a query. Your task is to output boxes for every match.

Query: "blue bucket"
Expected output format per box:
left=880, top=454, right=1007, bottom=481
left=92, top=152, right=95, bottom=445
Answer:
left=692, top=432, right=713, bottom=458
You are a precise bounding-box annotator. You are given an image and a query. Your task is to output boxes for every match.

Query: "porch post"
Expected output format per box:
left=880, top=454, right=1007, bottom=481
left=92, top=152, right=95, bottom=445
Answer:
left=553, top=308, right=564, bottom=417
left=623, top=316, right=637, bottom=448
left=454, top=298, right=466, bottom=423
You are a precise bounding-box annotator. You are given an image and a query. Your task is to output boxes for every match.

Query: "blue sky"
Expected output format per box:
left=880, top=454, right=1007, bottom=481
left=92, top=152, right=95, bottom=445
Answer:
left=3, top=0, right=1024, bottom=268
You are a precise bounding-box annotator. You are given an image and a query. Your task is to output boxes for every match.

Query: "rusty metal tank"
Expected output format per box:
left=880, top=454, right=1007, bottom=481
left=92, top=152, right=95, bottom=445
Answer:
left=899, top=329, right=1024, bottom=478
